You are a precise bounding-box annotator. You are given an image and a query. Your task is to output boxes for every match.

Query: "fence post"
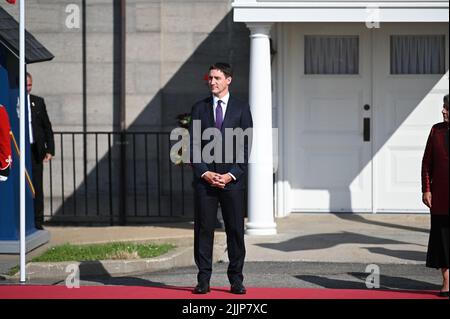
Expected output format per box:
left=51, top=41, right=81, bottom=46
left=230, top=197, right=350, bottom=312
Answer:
left=117, top=0, right=127, bottom=225
left=119, top=132, right=127, bottom=225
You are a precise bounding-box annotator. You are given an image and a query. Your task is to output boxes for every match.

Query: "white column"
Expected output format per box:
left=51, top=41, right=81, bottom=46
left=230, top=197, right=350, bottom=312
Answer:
left=246, top=23, right=277, bottom=236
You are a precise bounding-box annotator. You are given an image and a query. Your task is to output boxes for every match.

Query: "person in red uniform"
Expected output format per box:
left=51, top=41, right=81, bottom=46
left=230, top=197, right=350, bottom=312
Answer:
left=422, top=94, right=449, bottom=298
left=0, top=104, right=12, bottom=182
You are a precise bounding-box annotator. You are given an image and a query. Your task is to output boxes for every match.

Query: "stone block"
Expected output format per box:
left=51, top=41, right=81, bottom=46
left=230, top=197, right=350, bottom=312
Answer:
left=135, top=3, right=161, bottom=32
left=34, top=33, right=83, bottom=63
left=87, top=34, right=114, bottom=63
left=27, top=63, right=83, bottom=95
left=127, top=33, right=161, bottom=62
left=132, top=62, right=161, bottom=94
left=161, top=33, right=194, bottom=62
left=127, top=92, right=162, bottom=129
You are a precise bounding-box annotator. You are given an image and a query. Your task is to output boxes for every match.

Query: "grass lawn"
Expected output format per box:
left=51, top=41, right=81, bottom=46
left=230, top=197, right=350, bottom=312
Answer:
left=6, top=242, right=176, bottom=276
left=31, top=242, right=176, bottom=263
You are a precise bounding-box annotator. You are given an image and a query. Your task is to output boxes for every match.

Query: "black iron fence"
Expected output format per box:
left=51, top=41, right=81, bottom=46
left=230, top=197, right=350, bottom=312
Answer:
left=43, top=132, right=194, bottom=225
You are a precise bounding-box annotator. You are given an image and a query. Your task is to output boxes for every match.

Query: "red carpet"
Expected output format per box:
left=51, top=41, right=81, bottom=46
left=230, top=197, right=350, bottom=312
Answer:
left=0, top=285, right=443, bottom=299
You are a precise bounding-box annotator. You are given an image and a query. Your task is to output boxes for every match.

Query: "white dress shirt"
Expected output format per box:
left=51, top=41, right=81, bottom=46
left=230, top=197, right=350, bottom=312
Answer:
left=202, top=93, right=236, bottom=182
left=212, top=92, right=230, bottom=123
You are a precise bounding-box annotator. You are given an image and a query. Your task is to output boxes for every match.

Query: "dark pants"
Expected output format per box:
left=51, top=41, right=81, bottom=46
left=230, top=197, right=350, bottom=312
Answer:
left=31, top=145, right=44, bottom=226
left=194, top=187, right=246, bottom=286
left=426, top=215, right=449, bottom=269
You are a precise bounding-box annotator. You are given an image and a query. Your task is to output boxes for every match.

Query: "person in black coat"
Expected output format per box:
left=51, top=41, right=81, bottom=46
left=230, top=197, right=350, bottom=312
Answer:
left=27, top=73, right=55, bottom=229
left=188, top=63, right=253, bottom=295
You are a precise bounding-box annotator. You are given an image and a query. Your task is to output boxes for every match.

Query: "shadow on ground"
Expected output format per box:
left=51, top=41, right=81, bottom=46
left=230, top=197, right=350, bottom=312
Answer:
left=53, top=261, right=194, bottom=293
left=256, top=232, right=411, bottom=252
left=296, top=273, right=441, bottom=291
left=334, top=214, right=429, bottom=234
left=363, top=247, right=427, bottom=262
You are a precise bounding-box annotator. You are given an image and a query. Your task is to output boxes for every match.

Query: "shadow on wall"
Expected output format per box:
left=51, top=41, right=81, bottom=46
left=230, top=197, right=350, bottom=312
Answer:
left=45, top=10, right=250, bottom=225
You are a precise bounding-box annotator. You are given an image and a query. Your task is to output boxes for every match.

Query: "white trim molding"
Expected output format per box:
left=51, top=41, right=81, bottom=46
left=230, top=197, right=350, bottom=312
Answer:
left=232, top=1, right=449, bottom=22
left=273, top=23, right=291, bottom=218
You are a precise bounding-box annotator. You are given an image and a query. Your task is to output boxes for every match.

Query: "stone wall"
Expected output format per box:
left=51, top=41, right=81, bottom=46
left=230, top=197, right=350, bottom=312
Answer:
left=3, top=0, right=250, bottom=132
left=2, top=0, right=250, bottom=221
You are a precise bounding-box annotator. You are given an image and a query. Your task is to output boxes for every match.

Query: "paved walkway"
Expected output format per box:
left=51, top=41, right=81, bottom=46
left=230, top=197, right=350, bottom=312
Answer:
left=245, top=213, right=430, bottom=264
left=0, top=213, right=431, bottom=278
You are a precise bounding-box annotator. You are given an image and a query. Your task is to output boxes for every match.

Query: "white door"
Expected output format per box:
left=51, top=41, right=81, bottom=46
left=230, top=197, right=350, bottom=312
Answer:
left=373, top=23, right=449, bottom=213
left=285, top=23, right=373, bottom=212
left=282, top=22, right=449, bottom=214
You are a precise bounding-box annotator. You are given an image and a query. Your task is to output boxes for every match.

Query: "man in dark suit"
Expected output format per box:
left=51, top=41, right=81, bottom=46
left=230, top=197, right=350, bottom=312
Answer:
left=27, top=72, right=55, bottom=230
left=188, top=63, right=253, bottom=295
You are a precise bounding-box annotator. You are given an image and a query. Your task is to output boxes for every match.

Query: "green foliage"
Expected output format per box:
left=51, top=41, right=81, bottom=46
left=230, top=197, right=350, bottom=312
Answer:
left=30, top=242, right=176, bottom=263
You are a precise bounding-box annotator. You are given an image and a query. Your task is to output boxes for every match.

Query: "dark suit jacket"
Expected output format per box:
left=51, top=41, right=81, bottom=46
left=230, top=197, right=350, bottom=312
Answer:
left=188, top=95, right=253, bottom=191
left=421, top=122, right=449, bottom=215
left=30, top=94, right=55, bottom=162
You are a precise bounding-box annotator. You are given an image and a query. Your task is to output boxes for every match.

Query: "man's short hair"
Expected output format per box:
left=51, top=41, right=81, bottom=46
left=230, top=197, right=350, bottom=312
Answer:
left=209, top=62, right=233, bottom=78
left=444, top=94, right=449, bottom=106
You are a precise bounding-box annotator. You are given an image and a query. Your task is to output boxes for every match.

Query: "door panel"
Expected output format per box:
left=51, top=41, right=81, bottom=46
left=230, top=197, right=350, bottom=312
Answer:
left=285, top=23, right=373, bottom=212
left=373, top=23, right=449, bottom=212
left=283, top=23, right=448, bottom=214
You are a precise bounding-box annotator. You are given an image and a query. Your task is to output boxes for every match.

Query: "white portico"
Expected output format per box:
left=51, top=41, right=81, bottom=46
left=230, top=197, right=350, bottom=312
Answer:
left=233, top=0, right=449, bottom=233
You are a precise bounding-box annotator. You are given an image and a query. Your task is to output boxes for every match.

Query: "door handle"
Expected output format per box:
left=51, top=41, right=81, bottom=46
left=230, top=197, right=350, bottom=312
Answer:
left=363, top=118, right=370, bottom=142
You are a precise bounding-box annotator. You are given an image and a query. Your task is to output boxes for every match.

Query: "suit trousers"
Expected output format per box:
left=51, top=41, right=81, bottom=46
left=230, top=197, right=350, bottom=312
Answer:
left=31, top=144, right=44, bottom=225
left=194, top=187, right=246, bottom=286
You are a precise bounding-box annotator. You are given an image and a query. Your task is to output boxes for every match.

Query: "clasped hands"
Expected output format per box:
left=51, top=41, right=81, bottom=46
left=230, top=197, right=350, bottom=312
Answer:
left=202, top=171, right=232, bottom=189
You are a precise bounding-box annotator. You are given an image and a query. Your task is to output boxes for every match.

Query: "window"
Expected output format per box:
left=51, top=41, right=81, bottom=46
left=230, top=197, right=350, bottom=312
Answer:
left=390, top=35, right=445, bottom=74
left=305, top=36, right=359, bottom=75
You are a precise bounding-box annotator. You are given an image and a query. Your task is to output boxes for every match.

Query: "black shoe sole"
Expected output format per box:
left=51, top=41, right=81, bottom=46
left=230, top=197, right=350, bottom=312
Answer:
left=193, top=287, right=210, bottom=294
left=230, top=287, right=247, bottom=295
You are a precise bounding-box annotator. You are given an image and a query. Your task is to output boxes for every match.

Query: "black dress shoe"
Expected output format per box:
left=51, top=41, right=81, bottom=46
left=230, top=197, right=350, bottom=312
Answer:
left=230, top=283, right=247, bottom=295
left=438, top=291, right=449, bottom=298
left=193, top=283, right=210, bottom=294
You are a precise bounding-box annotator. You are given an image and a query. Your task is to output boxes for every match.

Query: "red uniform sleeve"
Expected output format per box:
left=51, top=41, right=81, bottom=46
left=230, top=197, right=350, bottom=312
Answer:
left=421, top=127, right=434, bottom=193
left=0, top=106, right=12, bottom=171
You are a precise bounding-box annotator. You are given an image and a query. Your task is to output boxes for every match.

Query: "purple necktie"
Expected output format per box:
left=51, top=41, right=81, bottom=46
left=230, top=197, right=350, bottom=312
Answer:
left=215, top=100, right=223, bottom=129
